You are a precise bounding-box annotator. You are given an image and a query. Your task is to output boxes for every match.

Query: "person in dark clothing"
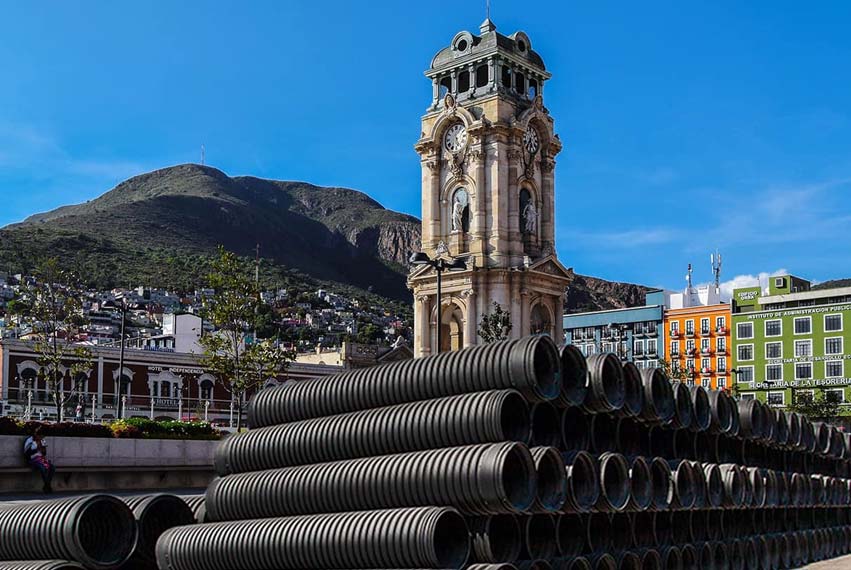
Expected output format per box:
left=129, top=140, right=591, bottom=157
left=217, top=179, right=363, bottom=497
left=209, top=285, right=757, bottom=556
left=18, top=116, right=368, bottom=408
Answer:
left=23, top=427, right=55, bottom=493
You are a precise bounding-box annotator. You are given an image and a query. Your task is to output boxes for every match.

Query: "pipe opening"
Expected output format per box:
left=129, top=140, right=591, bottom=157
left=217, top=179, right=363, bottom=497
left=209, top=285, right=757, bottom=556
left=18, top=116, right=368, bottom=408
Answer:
left=674, top=430, right=695, bottom=460
left=690, top=386, right=711, bottom=431
left=432, top=509, right=471, bottom=569
left=655, top=511, right=673, bottom=545
left=610, top=513, right=632, bottom=551
left=600, top=455, right=629, bottom=510
left=594, top=554, right=617, bottom=570
left=557, top=514, right=584, bottom=557
left=591, top=414, right=618, bottom=453
left=673, top=384, right=692, bottom=428
left=632, top=512, right=656, bottom=547
left=561, top=344, right=588, bottom=406
left=562, top=407, right=589, bottom=451
left=617, top=418, right=643, bottom=457
left=673, top=464, right=695, bottom=508
left=586, top=513, right=611, bottom=553
left=77, top=498, right=137, bottom=567
left=531, top=338, right=560, bottom=400
left=629, top=458, right=652, bottom=510
left=650, top=459, right=672, bottom=510
left=503, top=445, right=536, bottom=510
left=137, top=496, right=196, bottom=561
left=662, top=548, right=681, bottom=570
left=641, top=549, right=662, bottom=570
left=705, top=465, right=723, bottom=508
left=501, top=391, right=532, bottom=443
left=712, top=542, right=728, bottom=570
left=484, top=515, right=521, bottom=562
left=534, top=448, right=567, bottom=511
left=649, top=371, right=674, bottom=421
left=600, top=356, right=625, bottom=409
left=621, top=363, right=643, bottom=416
left=523, top=515, right=556, bottom=559
left=619, top=552, right=641, bottom=570
left=531, top=403, right=561, bottom=448
left=568, top=453, right=600, bottom=510
left=568, top=558, right=593, bottom=570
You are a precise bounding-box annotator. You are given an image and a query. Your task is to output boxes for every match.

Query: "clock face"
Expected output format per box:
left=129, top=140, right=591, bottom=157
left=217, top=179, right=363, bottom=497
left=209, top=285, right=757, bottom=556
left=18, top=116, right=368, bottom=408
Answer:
left=444, top=124, right=467, bottom=153
left=523, top=127, right=540, bottom=154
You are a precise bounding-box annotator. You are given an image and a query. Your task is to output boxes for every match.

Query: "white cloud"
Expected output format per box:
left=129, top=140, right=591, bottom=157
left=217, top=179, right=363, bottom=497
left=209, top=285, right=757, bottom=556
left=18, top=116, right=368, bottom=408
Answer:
left=694, top=269, right=788, bottom=300
left=559, top=227, right=680, bottom=249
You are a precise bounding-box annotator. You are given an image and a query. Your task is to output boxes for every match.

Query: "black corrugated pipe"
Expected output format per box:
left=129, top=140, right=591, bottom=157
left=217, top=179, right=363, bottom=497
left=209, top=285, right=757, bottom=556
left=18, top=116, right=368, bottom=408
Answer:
left=775, top=471, right=789, bottom=507
left=813, top=422, right=832, bottom=456
left=801, top=417, right=816, bottom=453
left=686, top=461, right=707, bottom=508
left=562, top=451, right=600, bottom=513
left=772, top=407, right=789, bottom=447
left=218, top=389, right=531, bottom=474
left=0, top=495, right=137, bottom=570
left=615, top=417, right=645, bottom=457
left=727, top=396, right=741, bottom=437
left=609, top=513, right=632, bottom=552
left=718, top=464, right=746, bottom=508
left=590, top=413, right=619, bottom=454
left=517, top=560, right=552, bottom=570
left=761, top=469, right=778, bottom=507
left=786, top=411, right=802, bottom=449
left=530, top=447, right=568, bottom=512
left=584, top=513, right=612, bottom=554
left=557, top=344, right=588, bottom=408
left=669, top=510, right=692, bottom=545
left=694, top=431, right=718, bottom=464
left=617, top=551, right=642, bottom=570
left=759, top=401, right=775, bottom=444
left=589, top=553, right=617, bottom=570
left=595, top=453, right=631, bottom=512
left=530, top=402, right=562, bottom=448
left=648, top=427, right=675, bottom=459
left=648, top=457, right=673, bottom=511
left=742, top=537, right=758, bottom=570
left=627, top=456, right=652, bottom=511
left=156, top=506, right=470, bottom=570
left=618, top=362, right=644, bottom=418
left=468, top=515, right=522, bottom=563
left=639, top=549, right=662, bottom=570
left=736, top=399, right=765, bottom=441
left=727, top=539, right=744, bottom=570
left=706, top=389, right=733, bottom=434
left=745, top=467, right=766, bottom=508
left=561, top=557, right=592, bottom=570
left=688, top=385, right=711, bottom=433
left=206, top=442, right=536, bottom=520
left=639, top=368, right=675, bottom=425
left=707, top=509, right=724, bottom=541
left=631, top=511, right=656, bottom=548
left=654, top=508, right=673, bottom=546
left=556, top=514, right=585, bottom=557
left=741, top=438, right=766, bottom=468
left=696, top=542, right=713, bottom=570
left=667, top=382, right=692, bottom=430
left=688, top=510, right=707, bottom=543
left=753, top=535, right=770, bottom=570
left=701, top=463, right=724, bottom=508
left=667, top=460, right=696, bottom=510
left=562, top=406, right=590, bottom=452
left=468, top=564, right=518, bottom=570
left=711, top=542, right=729, bottom=570
left=177, top=495, right=206, bottom=523
left=121, top=494, right=195, bottom=566
left=248, top=335, right=561, bottom=427
left=583, top=353, right=626, bottom=414
left=518, top=515, right=557, bottom=560
left=673, top=429, right=696, bottom=460
left=658, top=546, right=681, bottom=570
left=0, top=560, right=85, bottom=570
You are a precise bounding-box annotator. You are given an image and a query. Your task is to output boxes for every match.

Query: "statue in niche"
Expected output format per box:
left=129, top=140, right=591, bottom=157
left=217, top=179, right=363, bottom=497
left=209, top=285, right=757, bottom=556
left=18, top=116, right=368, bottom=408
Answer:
left=520, top=188, right=537, bottom=234
left=451, top=188, right=470, bottom=232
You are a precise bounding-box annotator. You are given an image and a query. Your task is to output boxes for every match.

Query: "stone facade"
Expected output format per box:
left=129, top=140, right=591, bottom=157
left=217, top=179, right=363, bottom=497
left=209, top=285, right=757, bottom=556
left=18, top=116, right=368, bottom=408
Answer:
left=408, top=20, right=572, bottom=357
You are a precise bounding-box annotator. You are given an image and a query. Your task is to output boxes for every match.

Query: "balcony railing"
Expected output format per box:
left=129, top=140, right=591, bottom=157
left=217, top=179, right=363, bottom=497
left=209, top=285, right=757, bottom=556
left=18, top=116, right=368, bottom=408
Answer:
left=700, top=328, right=711, bottom=336
left=685, top=329, right=695, bottom=338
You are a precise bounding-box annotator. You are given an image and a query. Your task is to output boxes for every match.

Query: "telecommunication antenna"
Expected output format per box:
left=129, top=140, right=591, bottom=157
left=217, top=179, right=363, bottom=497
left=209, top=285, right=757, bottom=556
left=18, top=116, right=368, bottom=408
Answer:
left=201, top=144, right=206, bottom=166
left=685, top=263, right=694, bottom=292
left=486, top=0, right=490, bottom=20
left=711, top=250, right=723, bottom=292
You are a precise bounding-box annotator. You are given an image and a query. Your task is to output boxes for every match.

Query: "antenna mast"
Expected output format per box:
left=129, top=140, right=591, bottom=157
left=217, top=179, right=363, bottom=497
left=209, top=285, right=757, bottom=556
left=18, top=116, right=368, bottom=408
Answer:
left=486, top=0, right=490, bottom=20
left=711, top=250, right=722, bottom=292
left=685, top=263, right=694, bottom=292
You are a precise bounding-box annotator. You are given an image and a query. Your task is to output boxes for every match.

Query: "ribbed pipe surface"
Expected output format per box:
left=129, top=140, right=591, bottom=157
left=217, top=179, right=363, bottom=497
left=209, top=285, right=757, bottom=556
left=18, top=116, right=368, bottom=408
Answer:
left=619, top=363, right=644, bottom=418
left=468, top=515, right=521, bottom=563
left=668, top=382, right=692, bottom=430
left=530, top=447, right=568, bottom=512
left=648, top=457, right=673, bottom=511
left=628, top=456, right=652, bottom=511
left=595, top=452, right=631, bottom=512
left=518, top=515, right=557, bottom=560
left=639, top=368, right=675, bottom=425
left=562, top=451, right=600, bottom=513
left=176, top=495, right=206, bottom=523
left=155, top=506, right=469, bottom=570
left=562, top=406, right=590, bottom=452
left=668, top=460, right=696, bottom=510
left=583, top=353, right=625, bottom=414
left=206, top=442, right=536, bottom=520
left=248, top=335, right=560, bottom=427
left=707, top=389, right=733, bottom=434
left=0, top=495, right=137, bottom=570
left=0, top=563, right=86, bottom=570
left=530, top=402, right=562, bottom=448
left=557, top=344, right=588, bottom=408
left=121, top=494, right=195, bottom=564
left=218, top=389, right=530, bottom=474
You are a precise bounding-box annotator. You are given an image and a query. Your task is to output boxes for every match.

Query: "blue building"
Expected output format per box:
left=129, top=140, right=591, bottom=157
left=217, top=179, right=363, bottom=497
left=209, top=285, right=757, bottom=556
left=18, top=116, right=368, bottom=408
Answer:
left=562, top=290, right=667, bottom=368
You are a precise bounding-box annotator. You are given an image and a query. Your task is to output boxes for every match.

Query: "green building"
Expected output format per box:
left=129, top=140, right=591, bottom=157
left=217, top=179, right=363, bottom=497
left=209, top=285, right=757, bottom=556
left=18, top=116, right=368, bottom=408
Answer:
left=731, top=275, right=851, bottom=408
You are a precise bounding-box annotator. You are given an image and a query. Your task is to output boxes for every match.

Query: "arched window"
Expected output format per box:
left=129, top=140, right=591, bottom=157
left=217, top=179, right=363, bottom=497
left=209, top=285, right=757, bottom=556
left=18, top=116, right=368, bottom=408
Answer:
left=450, top=188, right=470, bottom=233
left=501, top=66, right=512, bottom=88
left=439, top=77, right=451, bottom=98
left=529, top=79, right=538, bottom=98
left=515, top=72, right=526, bottom=95
left=200, top=379, right=214, bottom=401
left=530, top=304, right=553, bottom=336
left=458, top=71, right=470, bottom=93
left=475, top=65, right=488, bottom=88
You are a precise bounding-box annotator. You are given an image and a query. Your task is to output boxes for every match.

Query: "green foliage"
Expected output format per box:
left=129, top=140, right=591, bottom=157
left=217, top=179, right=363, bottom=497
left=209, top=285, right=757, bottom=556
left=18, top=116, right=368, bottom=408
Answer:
left=117, top=418, right=220, bottom=439
left=656, top=358, right=690, bottom=382
left=788, top=389, right=845, bottom=423
left=197, top=247, right=295, bottom=429
left=478, top=302, right=513, bottom=343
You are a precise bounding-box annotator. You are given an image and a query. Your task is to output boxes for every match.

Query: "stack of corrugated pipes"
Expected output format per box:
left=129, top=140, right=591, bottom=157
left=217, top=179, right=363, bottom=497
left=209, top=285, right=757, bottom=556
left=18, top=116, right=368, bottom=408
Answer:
left=153, top=335, right=851, bottom=570
left=0, top=494, right=199, bottom=570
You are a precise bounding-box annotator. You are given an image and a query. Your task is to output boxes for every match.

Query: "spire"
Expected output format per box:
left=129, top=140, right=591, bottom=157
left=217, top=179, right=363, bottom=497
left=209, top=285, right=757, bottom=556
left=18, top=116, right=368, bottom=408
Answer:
left=479, top=18, right=497, bottom=33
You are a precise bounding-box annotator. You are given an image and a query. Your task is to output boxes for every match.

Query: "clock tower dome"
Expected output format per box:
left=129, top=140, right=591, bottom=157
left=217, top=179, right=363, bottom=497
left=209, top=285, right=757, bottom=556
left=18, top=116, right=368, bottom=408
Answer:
left=408, top=19, right=572, bottom=356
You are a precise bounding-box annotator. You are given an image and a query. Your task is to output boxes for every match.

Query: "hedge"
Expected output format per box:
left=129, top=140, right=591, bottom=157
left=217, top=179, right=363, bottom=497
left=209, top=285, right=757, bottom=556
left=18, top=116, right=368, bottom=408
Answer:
left=0, top=417, right=221, bottom=440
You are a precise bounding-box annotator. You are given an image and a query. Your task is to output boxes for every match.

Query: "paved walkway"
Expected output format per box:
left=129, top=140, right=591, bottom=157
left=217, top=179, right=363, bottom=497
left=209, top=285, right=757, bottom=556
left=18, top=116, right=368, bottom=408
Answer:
left=805, top=554, right=851, bottom=568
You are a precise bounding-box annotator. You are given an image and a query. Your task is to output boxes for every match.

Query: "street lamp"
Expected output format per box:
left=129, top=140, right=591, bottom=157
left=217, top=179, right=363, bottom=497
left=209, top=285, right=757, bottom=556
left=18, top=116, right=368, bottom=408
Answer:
left=115, top=299, right=129, bottom=419
left=409, top=251, right=468, bottom=354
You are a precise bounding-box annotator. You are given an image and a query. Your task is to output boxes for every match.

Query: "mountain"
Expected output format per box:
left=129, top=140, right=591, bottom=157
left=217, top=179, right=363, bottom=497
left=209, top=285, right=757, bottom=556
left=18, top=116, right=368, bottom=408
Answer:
left=812, top=279, right=851, bottom=291
left=2, top=164, right=421, bottom=300
left=0, top=163, right=650, bottom=312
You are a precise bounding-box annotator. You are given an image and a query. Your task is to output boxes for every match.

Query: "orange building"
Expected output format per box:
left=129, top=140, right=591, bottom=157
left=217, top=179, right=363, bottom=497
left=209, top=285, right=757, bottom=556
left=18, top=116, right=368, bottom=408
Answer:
left=664, top=302, right=732, bottom=390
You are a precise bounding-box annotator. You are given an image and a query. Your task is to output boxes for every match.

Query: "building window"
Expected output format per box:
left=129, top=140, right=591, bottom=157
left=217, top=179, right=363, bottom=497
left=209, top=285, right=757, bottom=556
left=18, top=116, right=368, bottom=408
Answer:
left=738, top=366, right=754, bottom=384
left=647, top=339, right=658, bottom=355
left=648, top=360, right=658, bottom=369
left=825, top=314, right=843, bottom=332
left=670, top=321, right=679, bottom=335
left=717, top=356, right=727, bottom=372
left=793, top=317, right=811, bottom=335
left=701, top=338, right=710, bottom=352
left=716, top=316, right=726, bottom=330
left=795, top=362, right=813, bottom=380
left=737, top=322, right=754, bottom=339
left=740, top=393, right=755, bottom=401
left=716, top=337, right=726, bottom=352
left=634, top=340, right=644, bottom=356
left=794, top=340, right=812, bottom=358
left=671, top=341, right=680, bottom=356
left=765, top=320, right=782, bottom=337
left=686, top=320, right=695, bottom=335
left=826, top=360, right=844, bottom=378
left=825, top=388, right=845, bottom=403
left=701, top=357, right=711, bottom=371
left=767, top=392, right=785, bottom=407
left=587, top=344, right=597, bottom=355
left=766, top=364, right=783, bottom=382
left=602, top=342, right=613, bottom=353
left=686, top=339, right=695, bottom=353
left=825, top=337, right=843, bottom=355
left=686, top=358, right=695, bottom=372
left=738, top=344, right=754, bottom=361
left=701, top=318, right=710, bottom=335
left=717, top=377, right=727, bottom=389
left=765, top=342, right=782, bottom=359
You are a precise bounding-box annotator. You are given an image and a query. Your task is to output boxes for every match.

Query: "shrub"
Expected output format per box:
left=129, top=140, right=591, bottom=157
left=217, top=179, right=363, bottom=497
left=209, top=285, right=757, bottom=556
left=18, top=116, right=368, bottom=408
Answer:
left=110, top=420, right=143, bottom=439
left=0, top=418, right=219, bottom=440
left=0, top=416, right=22, bottom=435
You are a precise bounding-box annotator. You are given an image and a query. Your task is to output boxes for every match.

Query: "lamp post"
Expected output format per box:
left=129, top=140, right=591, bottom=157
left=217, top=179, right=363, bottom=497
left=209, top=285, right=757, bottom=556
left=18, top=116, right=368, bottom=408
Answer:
left=115, top=299, right=129, bottom=419
left=409, top=251, right=468, bottom=354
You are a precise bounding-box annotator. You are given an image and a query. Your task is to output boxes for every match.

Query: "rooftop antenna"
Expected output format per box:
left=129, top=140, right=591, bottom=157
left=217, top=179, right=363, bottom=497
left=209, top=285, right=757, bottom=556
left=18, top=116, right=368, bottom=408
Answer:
left=201, top=144, right=206, bottom=166
left=711, top=250, right=722, bottom=293
left=486, top=0, right=490, bottom=20
left=685, top=263, right=694, bottom=292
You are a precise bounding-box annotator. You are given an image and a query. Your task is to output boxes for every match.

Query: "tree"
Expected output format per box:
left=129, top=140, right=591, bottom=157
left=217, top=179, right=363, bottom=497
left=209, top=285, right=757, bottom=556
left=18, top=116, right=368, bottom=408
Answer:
left=15, top=258, right=93, bottom=420
left=197, top=247, right=295, bottom=430
left=656, top=357, right=690, bottom=382
left=478, top=302, right=512, bottom=343
left=788, top=389, right=843, bottom=423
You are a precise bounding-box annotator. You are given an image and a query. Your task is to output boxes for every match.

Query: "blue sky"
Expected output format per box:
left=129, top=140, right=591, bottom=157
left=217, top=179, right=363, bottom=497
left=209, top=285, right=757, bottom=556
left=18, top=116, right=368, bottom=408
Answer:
left=2, top=1, right=850, bottom=293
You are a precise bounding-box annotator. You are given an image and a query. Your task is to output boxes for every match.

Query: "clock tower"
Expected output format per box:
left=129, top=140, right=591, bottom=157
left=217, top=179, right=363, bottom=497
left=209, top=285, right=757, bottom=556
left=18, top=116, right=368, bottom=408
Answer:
left=408, top=19, right=572, bottom=356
